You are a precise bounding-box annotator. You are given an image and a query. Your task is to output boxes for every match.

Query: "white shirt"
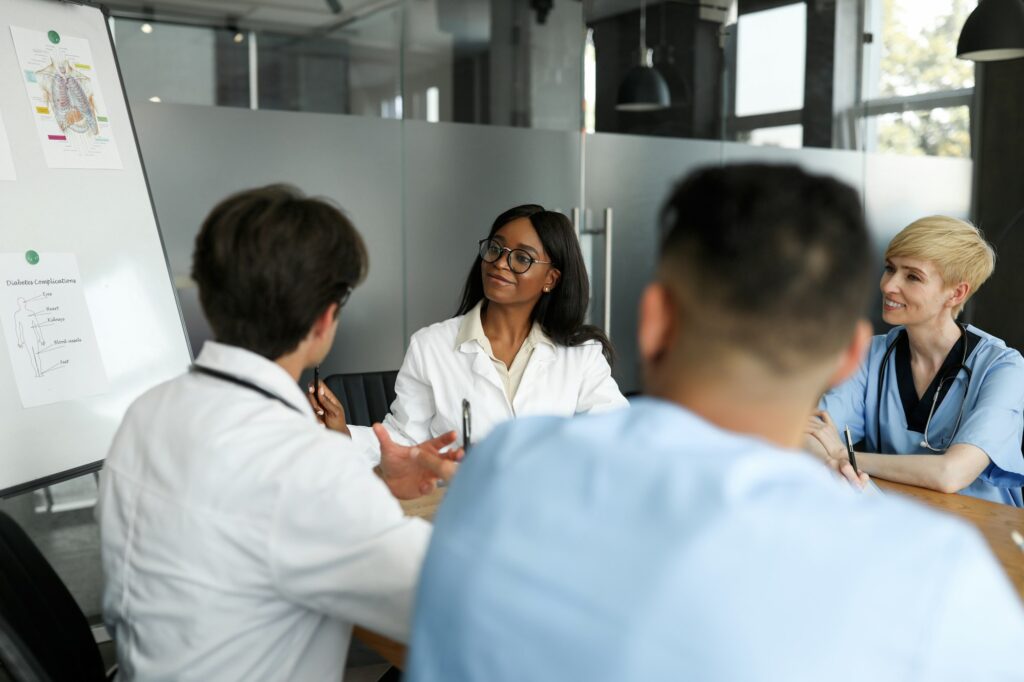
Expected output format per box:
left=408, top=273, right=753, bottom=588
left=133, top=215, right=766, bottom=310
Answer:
left=97, top=341, right=430, bottom=681
left=454, top=301, right=553, bottom=403
left=350, top=305, right=628, bottom=462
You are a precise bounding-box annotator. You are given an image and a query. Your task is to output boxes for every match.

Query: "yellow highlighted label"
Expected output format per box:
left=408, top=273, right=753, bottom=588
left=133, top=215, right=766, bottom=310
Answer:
left=74, top=63, right=91, bottom=70
left=35, top=106, right=49, bottom=114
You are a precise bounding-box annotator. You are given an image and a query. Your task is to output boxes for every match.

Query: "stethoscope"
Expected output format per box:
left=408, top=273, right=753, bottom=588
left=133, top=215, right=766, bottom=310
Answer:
left=875, top=323, right=972, bottom=453
left=191, top=364, right=304, bottom=415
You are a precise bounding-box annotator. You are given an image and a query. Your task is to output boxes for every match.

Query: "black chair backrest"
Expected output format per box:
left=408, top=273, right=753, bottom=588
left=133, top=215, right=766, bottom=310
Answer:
left=0, top=511, right=106, bottom=682
left=323, top=371, right=399, bottom=428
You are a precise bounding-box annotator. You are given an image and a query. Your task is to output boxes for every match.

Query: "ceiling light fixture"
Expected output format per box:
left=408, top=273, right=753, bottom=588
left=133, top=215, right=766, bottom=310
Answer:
left=957, top=0, right=1024, bottom=61
left=227, top=22, right=245, bottom=43
left=615, top=0, right=671, bottom=111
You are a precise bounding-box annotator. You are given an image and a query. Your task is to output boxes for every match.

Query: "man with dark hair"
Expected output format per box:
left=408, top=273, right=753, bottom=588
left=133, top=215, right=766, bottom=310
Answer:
left=407, top=165, right=1024, bottom=680
left=98, top=185, right=457, bottom=680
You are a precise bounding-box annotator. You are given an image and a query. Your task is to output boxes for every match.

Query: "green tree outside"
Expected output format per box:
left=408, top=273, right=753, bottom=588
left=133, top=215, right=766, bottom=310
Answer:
left=875, top=0, right=975, bottom=157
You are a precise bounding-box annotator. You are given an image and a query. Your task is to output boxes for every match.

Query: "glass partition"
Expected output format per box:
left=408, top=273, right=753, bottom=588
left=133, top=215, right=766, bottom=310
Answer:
left=7, top=0, right=980, bottom=653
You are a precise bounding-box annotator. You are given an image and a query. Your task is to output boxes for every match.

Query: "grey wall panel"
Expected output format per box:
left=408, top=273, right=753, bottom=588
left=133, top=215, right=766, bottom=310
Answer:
left=131, top=101, right=405, bottom=375
left=585, top=133, right=723, bottom=393
left=402, top=120, right=581, bottom=339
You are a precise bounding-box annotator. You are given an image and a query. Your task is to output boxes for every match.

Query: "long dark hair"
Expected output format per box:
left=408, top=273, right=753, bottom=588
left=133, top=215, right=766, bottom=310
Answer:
left=455, top=204, right=614, bottom=364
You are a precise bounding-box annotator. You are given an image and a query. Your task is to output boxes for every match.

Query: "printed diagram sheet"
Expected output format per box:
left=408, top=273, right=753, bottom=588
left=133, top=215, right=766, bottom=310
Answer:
left=0, top=252, right=109, bottom=408
left=0, top=110, right=14, bottom=181
left=9, top=26, right=122, bottom=169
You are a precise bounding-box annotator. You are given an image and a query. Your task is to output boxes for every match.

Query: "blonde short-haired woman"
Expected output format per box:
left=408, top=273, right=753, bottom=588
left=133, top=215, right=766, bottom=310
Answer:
left=807, top=215, right=1024, bottom=506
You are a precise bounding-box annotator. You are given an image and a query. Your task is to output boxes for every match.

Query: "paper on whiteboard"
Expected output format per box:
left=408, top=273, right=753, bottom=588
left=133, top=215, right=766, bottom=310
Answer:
left=0, top=110, right=14, bottom=181
left=9, top=26, right=122, bottom=170
left=0, top=252, right=109, bottom=408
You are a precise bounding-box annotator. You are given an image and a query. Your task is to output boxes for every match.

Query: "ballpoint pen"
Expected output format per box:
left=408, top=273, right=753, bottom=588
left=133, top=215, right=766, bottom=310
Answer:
left=844, top=425, right=859, bottom=475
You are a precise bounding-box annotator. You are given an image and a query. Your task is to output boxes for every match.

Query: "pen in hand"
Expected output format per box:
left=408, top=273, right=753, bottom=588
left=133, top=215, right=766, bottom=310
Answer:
left=462, top=399, right=472, bottom=450
left=312, top=365, right=323, bottom=416
left=844, top=425, right=858, bottom=475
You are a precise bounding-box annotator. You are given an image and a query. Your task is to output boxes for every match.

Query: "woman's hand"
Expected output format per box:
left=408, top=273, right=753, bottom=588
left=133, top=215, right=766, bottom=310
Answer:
left=374, top=425, right=463, bottom=500
left=805, top=410, right=870, bottom=490
left=805, top=410, right=846, bottom=460
left=307, top=380, right=350, bottom=436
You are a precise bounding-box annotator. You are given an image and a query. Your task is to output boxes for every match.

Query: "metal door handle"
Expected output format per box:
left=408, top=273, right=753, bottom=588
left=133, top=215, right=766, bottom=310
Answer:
left=580, top=208, right=613, bottom=336
left=603, top=208, right=612, bottom=336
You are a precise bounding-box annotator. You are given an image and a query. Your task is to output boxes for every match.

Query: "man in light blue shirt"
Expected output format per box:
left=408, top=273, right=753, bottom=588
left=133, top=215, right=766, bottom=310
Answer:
left=407, top=165, right=1024, bottom=681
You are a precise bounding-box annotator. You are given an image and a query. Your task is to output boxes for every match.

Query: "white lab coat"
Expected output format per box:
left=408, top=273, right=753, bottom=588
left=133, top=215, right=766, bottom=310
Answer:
left=351, top=311, right=628, bottom=462
left=97, top=341, right=430, bottom=681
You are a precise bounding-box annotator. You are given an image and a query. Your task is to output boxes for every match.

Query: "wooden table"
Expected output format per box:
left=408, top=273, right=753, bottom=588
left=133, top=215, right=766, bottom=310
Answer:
left=875, top=479, right=1024, bottom=600
left=355, top=482, right=1024, bottom=669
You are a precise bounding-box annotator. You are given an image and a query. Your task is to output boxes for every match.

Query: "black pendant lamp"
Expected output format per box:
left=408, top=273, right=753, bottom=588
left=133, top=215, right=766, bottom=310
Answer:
left=957, top=0, right=1024, bottom=61
left=616, top=0, right=670, bottom=111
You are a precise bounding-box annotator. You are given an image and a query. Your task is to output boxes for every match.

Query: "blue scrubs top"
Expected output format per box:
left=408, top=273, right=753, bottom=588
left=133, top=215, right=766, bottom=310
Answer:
left=821, top=324, right=1024, bottom=506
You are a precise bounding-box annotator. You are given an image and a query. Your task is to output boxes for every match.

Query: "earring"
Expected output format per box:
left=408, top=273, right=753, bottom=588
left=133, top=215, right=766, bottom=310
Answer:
left=544, top=287, right=550, bottom=292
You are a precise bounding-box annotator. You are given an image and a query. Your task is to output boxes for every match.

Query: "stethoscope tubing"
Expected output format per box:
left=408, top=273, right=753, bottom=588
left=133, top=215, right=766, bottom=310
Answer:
left=875, top=324, right=972, bottom=453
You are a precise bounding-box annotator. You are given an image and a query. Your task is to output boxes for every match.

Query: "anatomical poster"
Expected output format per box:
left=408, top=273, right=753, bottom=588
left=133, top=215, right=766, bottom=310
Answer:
left=10, top=26, right=122, bottom=170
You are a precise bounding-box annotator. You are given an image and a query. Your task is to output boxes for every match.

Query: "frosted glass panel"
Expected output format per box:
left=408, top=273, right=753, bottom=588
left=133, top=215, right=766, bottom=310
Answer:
left=736, top=4, right=806, bottom=116
left=585, top=133, right=723, bottom=393
left=863, top=153, right=972, bottom=247
left=402, top=120, right=581, bottom=339
left=721, top=142, right=866, bottom=202
left=132, top=102, right=405, bottom=374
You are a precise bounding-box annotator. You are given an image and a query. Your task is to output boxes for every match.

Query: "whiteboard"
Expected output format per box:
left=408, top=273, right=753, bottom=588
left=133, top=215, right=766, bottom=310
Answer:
left=0, top=0, right=191, bottom=496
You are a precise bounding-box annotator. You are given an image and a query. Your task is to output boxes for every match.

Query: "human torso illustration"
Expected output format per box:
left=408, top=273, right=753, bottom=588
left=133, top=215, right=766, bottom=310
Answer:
left=13, top=297, right=45, bottom=377
left=36, top=58, right=99, bottom=136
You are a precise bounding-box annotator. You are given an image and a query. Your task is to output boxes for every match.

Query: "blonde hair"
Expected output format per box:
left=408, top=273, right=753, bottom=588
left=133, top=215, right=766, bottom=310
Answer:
left=885, top=215, right=995, bottom=317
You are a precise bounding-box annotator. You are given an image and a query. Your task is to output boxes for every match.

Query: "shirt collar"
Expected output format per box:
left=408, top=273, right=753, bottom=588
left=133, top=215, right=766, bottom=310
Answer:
left=193, top=341, right=314, bottom=418
left=455, top=300, right=556, bottom=352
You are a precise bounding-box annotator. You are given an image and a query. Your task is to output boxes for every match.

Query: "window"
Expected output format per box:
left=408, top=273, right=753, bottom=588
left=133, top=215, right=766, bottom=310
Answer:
left=729, top=2, right=807, bottom=148
left=735, top=3, right=806, bottom=117
left=871, top=106, right=971, bottom=158
left=739, top=124, right=804, bottom=149
left=861, top=0, right=976, bottom=157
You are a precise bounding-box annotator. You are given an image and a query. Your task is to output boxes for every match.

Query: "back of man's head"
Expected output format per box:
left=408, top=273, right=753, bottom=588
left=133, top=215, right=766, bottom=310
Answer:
left=659, top=164, right=872, bottom=373
left=191, top=184, right=368, bottom=360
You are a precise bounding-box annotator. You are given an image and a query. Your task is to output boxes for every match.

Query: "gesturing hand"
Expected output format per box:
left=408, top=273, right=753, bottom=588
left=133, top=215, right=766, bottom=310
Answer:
left=374, top=424, right=463, bottom=500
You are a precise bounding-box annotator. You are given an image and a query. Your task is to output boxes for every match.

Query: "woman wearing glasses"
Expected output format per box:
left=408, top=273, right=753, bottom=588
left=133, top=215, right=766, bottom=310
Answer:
left=806, top=216, right=1024, bottom=506
left=316, top=204, right=627, bottom=462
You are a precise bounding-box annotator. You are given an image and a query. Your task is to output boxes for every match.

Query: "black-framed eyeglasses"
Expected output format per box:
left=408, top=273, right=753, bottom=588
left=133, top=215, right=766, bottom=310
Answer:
left=478, top=238, right=552, bottom=275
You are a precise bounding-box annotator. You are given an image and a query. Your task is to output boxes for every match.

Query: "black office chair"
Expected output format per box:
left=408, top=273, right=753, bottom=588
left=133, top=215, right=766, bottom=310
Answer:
left=323, top=371, right=399, bottom=427
left=0, top=511, right=107, bottom=682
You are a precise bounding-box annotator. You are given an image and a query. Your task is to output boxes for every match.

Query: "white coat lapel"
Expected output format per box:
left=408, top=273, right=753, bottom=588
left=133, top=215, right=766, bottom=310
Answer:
left=460, top=341, right=506, bottom=394
left=513, top=342, right=557, bottom=412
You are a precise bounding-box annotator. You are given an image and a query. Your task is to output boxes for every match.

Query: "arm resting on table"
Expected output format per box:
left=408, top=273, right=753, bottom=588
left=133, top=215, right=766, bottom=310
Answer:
left=855, top=444, right=990, bottom=494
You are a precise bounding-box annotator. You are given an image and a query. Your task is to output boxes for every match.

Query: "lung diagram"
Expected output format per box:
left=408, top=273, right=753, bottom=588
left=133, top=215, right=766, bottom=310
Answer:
left=36, top=58, right=99, bottom=136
